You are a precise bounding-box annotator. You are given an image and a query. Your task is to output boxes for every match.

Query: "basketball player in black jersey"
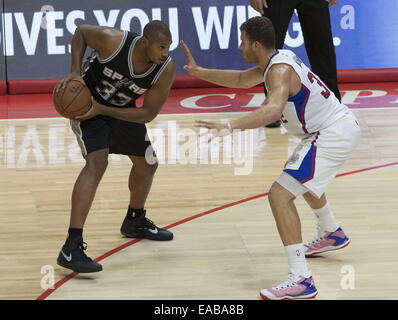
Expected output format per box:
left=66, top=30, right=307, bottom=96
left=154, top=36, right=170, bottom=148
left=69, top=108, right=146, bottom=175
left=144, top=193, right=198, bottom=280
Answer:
left=54, top=21, right=176, bottom=273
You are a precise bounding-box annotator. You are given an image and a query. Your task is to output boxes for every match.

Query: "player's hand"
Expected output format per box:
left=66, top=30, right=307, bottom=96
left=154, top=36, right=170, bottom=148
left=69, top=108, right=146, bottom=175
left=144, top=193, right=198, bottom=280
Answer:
left=325, top=0, right=337, bottom=7
left=53, top=72, right=85, bottom=94
left=74, top=97, right=102, bottom=121
left=195, top=120, right=233, bottom=143
left=250, top=0, right=268, bottom=14
left=180, top=40, right=200, bottom=76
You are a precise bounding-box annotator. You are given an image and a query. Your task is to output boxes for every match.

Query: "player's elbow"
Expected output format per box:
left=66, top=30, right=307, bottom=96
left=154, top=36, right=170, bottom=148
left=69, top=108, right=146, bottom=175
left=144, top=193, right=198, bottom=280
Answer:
left=142, top=111, right=158, bottom=123
left=74, top=24, right=92, bottom=41
left=143, top=117, right=155, bottom=124
left=75, top=24, right=88, bottom=35
left=240, top=82, right=255, bottom=89
left=241, top=78, right=261, bottom=89
left=122, top=109, right=156, bottom=124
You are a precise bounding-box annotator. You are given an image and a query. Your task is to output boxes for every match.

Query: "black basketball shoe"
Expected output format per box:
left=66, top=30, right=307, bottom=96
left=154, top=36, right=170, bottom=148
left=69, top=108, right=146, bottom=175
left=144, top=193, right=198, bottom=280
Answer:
left=120, top=209, right=173, bottom=241
left=57, top=237, right=102, bottom=273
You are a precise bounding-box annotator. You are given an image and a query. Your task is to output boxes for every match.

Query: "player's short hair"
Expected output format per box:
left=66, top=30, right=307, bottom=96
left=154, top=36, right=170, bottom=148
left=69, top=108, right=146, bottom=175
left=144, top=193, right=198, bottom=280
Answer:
left=143, top=20, right=171, bottom=40
left=240, top=16, right=275, bottom=49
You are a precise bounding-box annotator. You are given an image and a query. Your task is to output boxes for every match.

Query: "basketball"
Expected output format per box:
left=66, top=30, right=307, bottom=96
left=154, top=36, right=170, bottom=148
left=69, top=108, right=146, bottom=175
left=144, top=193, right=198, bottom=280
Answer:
left=53, top=79, right=92, bottom=119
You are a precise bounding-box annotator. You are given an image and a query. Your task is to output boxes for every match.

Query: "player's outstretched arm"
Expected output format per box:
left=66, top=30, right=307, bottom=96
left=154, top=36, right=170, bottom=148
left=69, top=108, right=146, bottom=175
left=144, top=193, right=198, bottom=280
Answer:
left=227, top=64, right=292, bottom=130
left=196, top=64, right=294, bottom=142
left=180, top=40, right=263, bottom=89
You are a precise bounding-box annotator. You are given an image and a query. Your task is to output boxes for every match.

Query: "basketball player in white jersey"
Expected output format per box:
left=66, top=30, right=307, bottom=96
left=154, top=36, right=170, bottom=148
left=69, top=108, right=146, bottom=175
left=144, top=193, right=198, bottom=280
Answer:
left=180, top=16, right=360, bottom=300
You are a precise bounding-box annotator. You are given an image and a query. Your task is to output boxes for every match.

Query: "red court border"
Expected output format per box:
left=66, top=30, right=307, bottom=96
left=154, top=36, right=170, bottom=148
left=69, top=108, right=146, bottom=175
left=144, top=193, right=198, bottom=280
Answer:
left=6, top=68, right=398, bottom=95
left=36, top=161, right=398, bottom=300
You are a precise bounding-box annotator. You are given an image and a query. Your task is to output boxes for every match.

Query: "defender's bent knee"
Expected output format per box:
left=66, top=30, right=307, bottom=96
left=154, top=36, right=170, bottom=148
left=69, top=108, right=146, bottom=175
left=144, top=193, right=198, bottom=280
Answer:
left=268, top=182, right=296, bottom=205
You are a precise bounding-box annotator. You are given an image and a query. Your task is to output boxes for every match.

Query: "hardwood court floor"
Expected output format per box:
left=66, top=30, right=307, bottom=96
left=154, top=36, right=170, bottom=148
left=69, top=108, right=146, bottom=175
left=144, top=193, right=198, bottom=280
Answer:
left=0, top=90, right=397, bottom=300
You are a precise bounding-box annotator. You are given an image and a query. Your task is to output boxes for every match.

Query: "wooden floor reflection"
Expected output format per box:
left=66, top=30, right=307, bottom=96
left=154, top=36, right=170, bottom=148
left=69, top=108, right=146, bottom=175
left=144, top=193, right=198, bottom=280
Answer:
left=0, top=108, right=397, bottom=299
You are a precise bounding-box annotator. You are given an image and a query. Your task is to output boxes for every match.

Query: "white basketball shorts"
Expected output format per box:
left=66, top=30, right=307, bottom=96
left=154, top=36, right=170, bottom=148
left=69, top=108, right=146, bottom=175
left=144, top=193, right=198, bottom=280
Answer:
left=277, top=111, right=361, bottom=198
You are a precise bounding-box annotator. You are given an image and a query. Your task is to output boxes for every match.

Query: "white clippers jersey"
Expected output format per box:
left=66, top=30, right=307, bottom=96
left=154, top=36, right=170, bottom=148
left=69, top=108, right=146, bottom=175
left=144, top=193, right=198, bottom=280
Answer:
left=263, top=49, right=349, bottom=137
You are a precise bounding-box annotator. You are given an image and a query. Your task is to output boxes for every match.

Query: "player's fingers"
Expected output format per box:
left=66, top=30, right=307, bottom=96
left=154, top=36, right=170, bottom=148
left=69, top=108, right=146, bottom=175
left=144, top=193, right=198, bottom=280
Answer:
left=90, top=96, right=98, bottom=109
left=180, top=40, right=197, bottom=64
left=179, top=40, right=187, bottom=49
left=195, top=124, right=211, bottom=130
left=329, top=0, right=337, bottom=7
left=53, top=82, right=62, bottom=93
left=60, top=75, right=83, bottom=90
left=195, top=120, right=210, bottom=125
left=74, top=77, right=86, bottom=86
left=61, top=78, right=71, bottom=89
left=252, top=0, right=263, bottom=13
left=195, top=120, right=213, bottom=129
left=183, top=65, right=192, bottom=73
left=55, top=79, right=66, bottom=92
left=325, top=0, right=333, bottom=6
left=196, top=120, right=212, bottom=124
left=263, top=0, right=268, bottom=9
left=208, top=128, right=220, bottom=143
left=196, top=131, right=210, bottom=143
left=198, top=130, right=209, bottom=138
left=218, top=127, right=232, bottom=136
left=74, top=112, right=87, bottom=121
left=180, top=40, right=192, bottom=57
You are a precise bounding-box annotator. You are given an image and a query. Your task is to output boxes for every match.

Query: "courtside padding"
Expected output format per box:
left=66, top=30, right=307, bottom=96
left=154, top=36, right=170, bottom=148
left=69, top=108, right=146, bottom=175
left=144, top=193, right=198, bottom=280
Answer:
left=2, top=68, right=398, bottom=95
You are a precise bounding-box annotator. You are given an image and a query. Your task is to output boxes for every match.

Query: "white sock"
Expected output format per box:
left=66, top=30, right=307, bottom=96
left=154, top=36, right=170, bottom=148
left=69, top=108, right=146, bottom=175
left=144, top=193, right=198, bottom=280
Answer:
left=313, top=203, right=339, bottom=234
left=284, top=243, right=311, bottom=278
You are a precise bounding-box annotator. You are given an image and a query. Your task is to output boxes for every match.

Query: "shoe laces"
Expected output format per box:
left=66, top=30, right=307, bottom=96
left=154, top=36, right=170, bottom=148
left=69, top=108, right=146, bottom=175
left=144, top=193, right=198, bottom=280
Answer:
left=307, top=223, right=342, bottom=245
left=273, top=273, right=298, bottom=290
left=78, top=241, right=88, bottom=251
left=307, top=224, right=324, bottom=245
left=130, top=210, right=157, bottom=230
left=140, top=217, right=157, bottom=229
left=72, top=241, right=93, bottom=261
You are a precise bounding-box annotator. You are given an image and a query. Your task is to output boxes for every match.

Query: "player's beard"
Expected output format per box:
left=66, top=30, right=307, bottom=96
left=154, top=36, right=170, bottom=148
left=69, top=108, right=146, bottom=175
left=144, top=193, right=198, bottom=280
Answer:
left=145, top=48, right=159, bottom=65
left=243, top=49, right=257, bottom=64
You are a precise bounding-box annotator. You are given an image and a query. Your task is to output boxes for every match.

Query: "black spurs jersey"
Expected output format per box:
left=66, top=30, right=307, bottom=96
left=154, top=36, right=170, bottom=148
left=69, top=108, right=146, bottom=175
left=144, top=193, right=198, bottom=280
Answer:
left=81, top=30, right=172, bottom=108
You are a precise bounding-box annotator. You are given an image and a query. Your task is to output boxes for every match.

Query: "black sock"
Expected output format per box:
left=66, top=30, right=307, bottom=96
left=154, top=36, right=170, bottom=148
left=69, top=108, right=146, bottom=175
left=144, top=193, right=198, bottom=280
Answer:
left=66, top=228, right=83, bottom=244
left=127, top=207, right=145, bottom=219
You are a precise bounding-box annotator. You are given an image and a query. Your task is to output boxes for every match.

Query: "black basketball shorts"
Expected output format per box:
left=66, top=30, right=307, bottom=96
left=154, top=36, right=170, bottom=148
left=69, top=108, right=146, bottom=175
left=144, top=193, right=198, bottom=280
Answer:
left=70, top=115, right=153, bottom=158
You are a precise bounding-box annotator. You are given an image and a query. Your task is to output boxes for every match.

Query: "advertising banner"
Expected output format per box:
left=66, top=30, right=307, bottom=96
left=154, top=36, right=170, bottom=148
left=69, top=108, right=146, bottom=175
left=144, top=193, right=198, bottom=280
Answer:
left=0, top=0, right=397, bottom=81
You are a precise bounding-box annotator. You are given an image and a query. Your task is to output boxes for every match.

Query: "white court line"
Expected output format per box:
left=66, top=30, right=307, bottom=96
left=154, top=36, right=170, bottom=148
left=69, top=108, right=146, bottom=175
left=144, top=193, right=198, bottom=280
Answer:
left=0, top=106, right=397, bottom=122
